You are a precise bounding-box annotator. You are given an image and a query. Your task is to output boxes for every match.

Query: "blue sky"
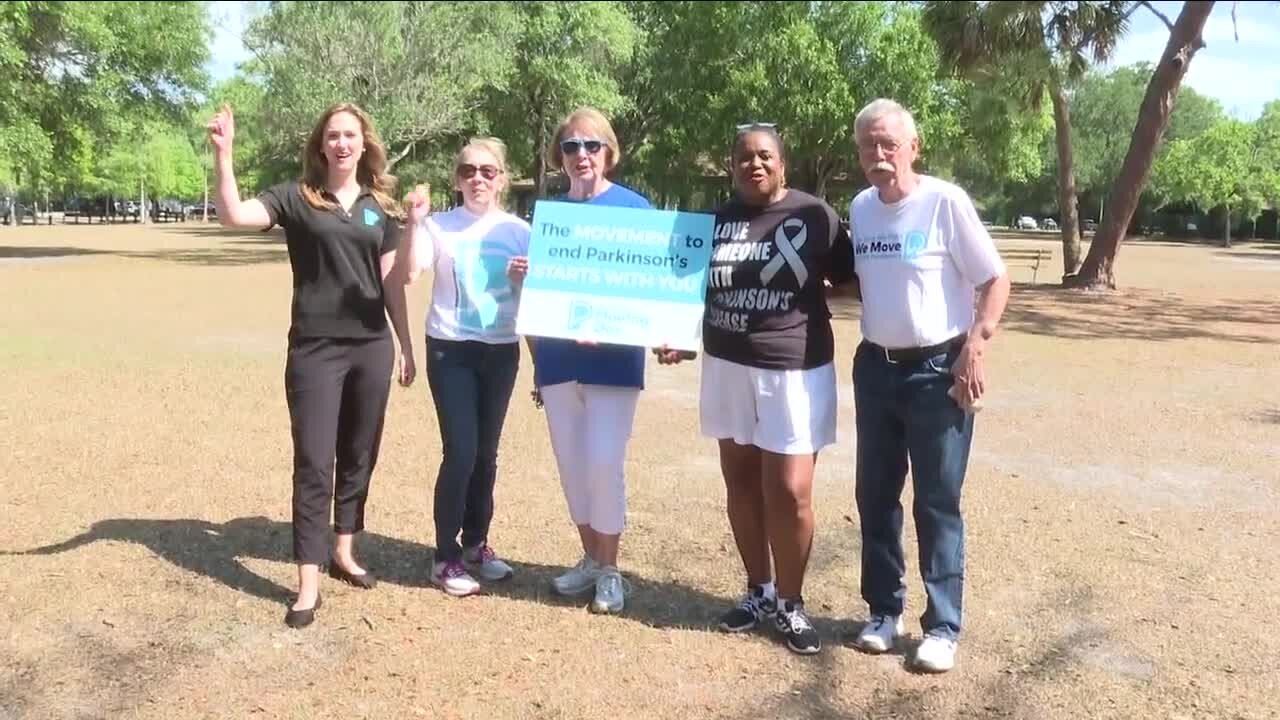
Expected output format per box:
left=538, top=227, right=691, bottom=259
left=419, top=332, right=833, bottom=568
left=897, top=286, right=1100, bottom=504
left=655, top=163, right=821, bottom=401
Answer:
left=203, top=1, right=1278, bottom=121
left=1104, top=1, right=1279, bottom=120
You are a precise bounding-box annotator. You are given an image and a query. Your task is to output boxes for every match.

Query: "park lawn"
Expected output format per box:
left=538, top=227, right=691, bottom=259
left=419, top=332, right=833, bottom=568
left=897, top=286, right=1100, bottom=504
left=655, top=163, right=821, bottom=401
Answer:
left=1, top=224, right=1278, bottom=719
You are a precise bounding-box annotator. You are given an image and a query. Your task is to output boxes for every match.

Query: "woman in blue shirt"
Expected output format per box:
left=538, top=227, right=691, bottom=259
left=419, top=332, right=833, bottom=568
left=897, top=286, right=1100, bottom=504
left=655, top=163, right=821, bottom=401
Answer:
left=508, top=107, right=648, bottom=615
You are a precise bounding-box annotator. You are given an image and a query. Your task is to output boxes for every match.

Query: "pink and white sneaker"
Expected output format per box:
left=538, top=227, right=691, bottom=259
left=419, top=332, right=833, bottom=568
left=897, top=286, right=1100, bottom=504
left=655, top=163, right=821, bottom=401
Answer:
left=431, top=560, right=481, bottom=597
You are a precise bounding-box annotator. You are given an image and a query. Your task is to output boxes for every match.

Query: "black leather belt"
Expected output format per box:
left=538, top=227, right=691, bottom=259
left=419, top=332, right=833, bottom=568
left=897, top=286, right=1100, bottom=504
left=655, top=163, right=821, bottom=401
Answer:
left=866, top=335, right=965, bottom=364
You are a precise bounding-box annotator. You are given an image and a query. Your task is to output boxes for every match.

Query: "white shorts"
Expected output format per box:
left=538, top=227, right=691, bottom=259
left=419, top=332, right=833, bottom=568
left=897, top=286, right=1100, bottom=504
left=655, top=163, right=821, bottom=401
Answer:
left=699, top=355, right=837, bottom=455
left=539, top=382, right=640, bottom=535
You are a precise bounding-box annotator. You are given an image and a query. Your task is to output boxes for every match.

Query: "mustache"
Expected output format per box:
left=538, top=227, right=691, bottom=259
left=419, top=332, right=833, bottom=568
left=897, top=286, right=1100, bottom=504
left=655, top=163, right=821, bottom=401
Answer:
left=872, top=161, right=895, bottom=172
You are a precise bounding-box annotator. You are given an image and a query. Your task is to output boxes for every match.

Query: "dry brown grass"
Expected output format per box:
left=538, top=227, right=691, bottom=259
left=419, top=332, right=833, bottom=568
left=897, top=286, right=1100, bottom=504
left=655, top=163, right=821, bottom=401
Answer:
left=1, top=223, right=1277, bottom=719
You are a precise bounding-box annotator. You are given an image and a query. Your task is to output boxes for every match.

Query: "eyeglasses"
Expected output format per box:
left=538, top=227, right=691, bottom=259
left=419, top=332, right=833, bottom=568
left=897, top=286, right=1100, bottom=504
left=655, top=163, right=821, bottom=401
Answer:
left=457, top=163, right=501, bottom=180
left=858, top=139, right=904, bottom=154
left=560, top=137, right=606, bottom=156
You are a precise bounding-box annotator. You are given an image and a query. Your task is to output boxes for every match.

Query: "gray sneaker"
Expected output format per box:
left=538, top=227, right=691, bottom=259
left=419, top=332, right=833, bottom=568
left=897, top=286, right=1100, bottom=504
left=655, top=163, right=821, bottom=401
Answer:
left=589, top=566, right=625, bottom=614
left=462, top=543, right=514, bottom=582
left=552, top=554, right=600, bottom=596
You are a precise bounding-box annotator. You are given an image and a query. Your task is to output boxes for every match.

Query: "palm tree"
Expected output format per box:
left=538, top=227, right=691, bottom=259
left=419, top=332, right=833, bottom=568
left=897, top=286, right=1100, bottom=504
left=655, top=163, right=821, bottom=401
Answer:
left=922, top=1, right=1133, bottom=281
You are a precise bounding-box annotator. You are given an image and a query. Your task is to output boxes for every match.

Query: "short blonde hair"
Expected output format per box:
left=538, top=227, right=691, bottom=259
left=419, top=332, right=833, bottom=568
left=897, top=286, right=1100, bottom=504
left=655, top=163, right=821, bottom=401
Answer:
left=547, top=107, right=621, bottom=173
left=455, top=136, right=509, bottom=176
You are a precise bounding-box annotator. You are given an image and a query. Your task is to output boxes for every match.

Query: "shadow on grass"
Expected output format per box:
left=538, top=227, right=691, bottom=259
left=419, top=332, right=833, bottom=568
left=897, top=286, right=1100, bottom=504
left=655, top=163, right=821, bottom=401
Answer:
left=1000, top=283, right=1280, bottom=344
left=1215, top=250, right=1280, bottom=263
left=1251, top=408, right=1280, bottom=424
left=0, top=245, right=111, bottom=259
left=121, top=247, right=288, bottom=266
left=5, top=515, right=740, bottom=634
left=832, top=284, right=1280, bottom=344
left=831, top=283, right=1279, bottom=345
left=0, top=241, right=286, bottom=266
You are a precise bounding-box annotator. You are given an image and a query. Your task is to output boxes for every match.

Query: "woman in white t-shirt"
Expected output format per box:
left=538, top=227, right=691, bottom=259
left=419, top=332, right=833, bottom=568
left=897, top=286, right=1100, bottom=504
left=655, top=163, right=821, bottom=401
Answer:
left=401, top=138, right=531, bottom=597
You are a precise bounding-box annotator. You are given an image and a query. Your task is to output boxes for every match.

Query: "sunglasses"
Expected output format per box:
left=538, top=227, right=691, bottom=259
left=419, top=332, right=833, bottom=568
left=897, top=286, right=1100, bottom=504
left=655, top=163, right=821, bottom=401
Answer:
left=736, top=122, right=778, bottom=133
left=457, top=163, right=501, bottom=180
left=560, top=137, right=606, bottom=156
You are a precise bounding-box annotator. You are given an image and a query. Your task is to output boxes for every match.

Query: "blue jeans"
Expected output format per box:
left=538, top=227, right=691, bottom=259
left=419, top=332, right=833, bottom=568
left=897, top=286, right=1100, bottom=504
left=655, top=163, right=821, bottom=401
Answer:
left=853, top=339, right=975, bottom=640
left=426, top=337, right=520, bottom=563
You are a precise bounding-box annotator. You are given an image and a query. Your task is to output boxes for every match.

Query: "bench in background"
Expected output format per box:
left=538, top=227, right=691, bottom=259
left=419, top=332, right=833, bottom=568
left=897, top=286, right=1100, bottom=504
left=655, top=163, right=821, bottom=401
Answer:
left=1001, top=248, right=1053, bottom=283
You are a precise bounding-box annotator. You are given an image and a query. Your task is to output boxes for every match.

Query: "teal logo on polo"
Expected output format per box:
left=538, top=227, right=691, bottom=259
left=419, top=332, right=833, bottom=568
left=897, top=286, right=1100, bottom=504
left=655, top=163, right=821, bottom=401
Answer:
left=363, top=208, right=380, bottom=226
left=903, top=230, right=927, bottom=259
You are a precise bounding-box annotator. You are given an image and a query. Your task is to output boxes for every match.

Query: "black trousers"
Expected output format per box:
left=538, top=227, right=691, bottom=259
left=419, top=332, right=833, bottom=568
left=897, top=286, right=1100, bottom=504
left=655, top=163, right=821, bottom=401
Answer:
left=285, top=335, right=393, bottom=565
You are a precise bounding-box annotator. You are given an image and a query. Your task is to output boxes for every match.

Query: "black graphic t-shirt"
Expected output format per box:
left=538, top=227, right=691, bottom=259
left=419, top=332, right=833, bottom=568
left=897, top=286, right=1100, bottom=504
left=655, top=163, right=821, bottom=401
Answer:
left=703, top=189, right=854, bottom=370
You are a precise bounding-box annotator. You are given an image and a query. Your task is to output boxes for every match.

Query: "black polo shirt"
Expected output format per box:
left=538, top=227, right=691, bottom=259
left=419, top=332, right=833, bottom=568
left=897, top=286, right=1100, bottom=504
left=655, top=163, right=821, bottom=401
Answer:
left=259, top=181, right=402, bottom=341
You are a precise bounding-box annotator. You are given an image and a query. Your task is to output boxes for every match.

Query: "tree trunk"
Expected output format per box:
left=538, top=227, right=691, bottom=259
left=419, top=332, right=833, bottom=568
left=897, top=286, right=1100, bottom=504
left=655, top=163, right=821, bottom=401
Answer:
left=203, top=145, right=209, bottom=223
left=532, top=101, right=548, bottom=199
left=1068, top=0, right=1215, bottom=290
left=814, top=157, right=829, bottom=201
left=533, top=125, right=547, bottom=199
left=1223, top=204, right=1231, bottom=247
left=140, top=178, right=147, bottom=225
left=1049, top=80, right=1083, bottom=279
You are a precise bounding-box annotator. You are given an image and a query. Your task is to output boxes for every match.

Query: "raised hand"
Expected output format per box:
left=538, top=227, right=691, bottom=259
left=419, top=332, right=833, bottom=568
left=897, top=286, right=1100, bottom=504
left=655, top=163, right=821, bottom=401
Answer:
left=207, top=104, right=235, bottom=154
left=404, top=183, right=431, bottom=226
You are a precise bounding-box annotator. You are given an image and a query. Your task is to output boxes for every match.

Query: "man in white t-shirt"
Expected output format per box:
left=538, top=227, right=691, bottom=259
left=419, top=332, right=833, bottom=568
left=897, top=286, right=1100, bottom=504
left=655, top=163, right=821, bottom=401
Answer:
left=846, top=98, right=1010, bottom=673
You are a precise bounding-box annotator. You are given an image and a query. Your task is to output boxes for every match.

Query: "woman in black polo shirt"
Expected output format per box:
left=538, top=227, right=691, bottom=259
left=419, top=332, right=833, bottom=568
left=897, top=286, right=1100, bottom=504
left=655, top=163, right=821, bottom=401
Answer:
left=660, top=124, right=854, bottom=655
left=207, top=103, right=416, bottom=629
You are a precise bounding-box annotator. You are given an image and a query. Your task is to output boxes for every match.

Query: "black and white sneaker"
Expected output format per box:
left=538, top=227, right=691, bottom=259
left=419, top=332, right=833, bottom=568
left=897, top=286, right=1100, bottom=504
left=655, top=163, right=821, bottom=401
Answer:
left=774, top=599, right=821, bottom=655
left=719, top=585, right=778, bottom=632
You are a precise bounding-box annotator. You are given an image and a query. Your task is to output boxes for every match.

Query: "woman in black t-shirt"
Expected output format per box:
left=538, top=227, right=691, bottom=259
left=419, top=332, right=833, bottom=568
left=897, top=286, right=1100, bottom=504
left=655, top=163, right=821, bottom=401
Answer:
left=660, top=125, right=854, bottom=655
left=207, top=103, right=416, bottom=629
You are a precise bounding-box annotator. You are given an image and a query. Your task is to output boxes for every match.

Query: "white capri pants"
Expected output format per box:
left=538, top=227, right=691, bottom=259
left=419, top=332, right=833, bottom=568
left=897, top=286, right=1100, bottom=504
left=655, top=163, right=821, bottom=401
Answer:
left=539, top=381, right=640, bottom=535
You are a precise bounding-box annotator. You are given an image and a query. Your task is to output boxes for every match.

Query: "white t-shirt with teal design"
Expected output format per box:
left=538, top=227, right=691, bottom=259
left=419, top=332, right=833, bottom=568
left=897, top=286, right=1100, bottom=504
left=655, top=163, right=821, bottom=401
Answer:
left=415, top=206, right=531, bottom=344
left=849, top=175, right=1006, bottom=349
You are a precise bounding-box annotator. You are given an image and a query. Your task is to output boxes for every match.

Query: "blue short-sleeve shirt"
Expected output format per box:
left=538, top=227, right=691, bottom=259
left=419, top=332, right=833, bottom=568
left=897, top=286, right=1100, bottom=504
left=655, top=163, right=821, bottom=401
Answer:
left=532, top=183, right=651, bottom=390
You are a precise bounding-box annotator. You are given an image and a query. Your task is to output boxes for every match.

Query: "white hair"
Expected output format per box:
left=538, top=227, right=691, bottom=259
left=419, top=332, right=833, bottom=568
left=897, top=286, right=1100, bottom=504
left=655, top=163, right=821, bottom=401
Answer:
left=854, top=98, right=918, bottom=141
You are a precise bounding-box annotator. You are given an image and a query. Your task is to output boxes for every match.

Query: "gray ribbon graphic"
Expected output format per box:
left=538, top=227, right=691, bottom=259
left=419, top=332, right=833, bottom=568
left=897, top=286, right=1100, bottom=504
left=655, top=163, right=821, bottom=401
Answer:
left=760, top=218, right=808, bottom=286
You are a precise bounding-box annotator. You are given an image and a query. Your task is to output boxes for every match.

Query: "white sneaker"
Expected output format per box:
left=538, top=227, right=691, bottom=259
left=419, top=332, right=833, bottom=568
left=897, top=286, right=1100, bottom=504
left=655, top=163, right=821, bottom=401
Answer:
left=552, top=555, right=600, bottom=596
left=914, top=634, right=958, bottom=673
left=463, top=543, right=514, bottom=582
left=854, top=614, right=903, bottom=654
left=431, top=560, right=481, bottom=597
left=589, top=567, right=625, bottom=614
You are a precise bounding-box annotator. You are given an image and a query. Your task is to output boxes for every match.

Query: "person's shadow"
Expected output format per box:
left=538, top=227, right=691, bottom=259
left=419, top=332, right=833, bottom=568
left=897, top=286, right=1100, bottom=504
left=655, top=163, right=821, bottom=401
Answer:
left=4, top=515, right=738, bottom=632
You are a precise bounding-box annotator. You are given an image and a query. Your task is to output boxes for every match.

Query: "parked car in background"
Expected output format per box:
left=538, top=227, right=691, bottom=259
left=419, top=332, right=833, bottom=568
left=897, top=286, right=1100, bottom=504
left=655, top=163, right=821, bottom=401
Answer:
left=1083, top=219, right=1098, bottom=232
left=1016, top=215, right=1038, bottom=230
left=152, top=199, right=187, bottom=222
left=1042, top=218, right=1059, bottom=230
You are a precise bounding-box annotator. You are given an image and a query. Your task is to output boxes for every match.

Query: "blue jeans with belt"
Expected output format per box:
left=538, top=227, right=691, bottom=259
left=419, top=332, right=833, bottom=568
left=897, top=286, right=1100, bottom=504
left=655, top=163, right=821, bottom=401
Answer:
left=853, top=338, right=975, bottom=640
left=426, top=337, right=520, bottom=563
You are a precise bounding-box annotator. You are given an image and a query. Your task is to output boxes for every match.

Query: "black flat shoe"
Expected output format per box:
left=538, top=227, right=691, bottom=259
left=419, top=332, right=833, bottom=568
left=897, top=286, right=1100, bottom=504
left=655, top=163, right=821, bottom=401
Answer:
left=328, top=563, right=377, bottom=589
left=284, top=593, right=322, bottom=629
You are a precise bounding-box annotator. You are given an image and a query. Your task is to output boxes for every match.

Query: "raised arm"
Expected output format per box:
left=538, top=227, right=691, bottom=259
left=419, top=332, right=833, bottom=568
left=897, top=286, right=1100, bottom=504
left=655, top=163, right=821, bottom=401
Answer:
left=207, top=105, right=272, bottom=230
left=398, top=184, right=431, bottom=285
